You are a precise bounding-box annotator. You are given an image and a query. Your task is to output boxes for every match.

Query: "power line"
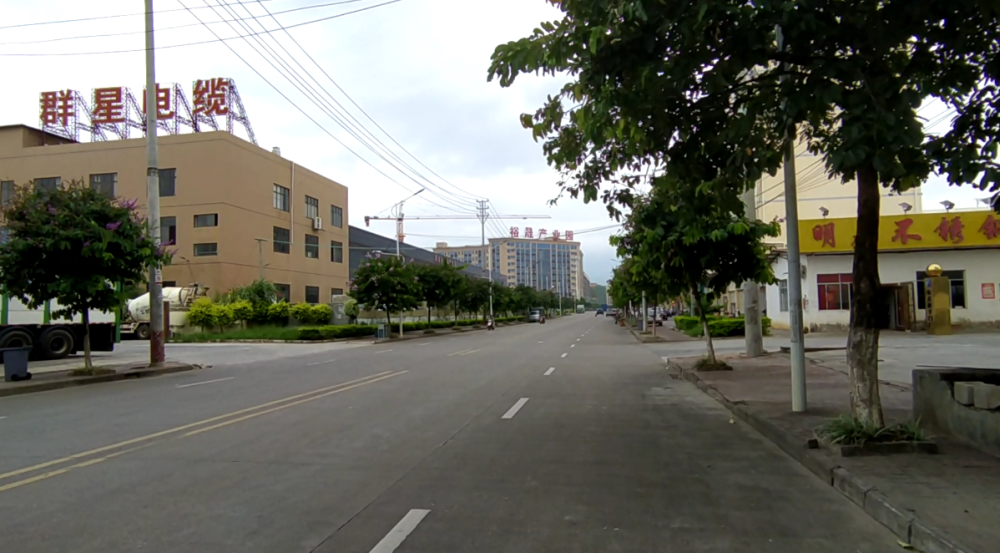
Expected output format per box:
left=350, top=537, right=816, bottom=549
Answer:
left=0, top=0, right=404, bottom=57
left=0, top=0, right=374, bottom=46
left=209, top=0, right=476, bottom=215
left=0, top=0, right=284, bottom=30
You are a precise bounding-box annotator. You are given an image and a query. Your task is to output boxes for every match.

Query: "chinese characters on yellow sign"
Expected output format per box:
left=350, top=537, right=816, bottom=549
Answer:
left=38, top=78, right=256, bottom=145
left=799, top=210, right=1000, bottom=254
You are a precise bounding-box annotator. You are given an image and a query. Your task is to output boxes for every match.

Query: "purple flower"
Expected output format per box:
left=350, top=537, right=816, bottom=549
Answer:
left=47, top=205, right=57, bottom=215
left=83, top=241, right=90, bottom=248
left=106, top=221, right=122, bottom=231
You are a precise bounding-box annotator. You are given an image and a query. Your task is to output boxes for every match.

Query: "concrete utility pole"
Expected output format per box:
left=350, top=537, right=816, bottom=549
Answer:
left=742, top=185, right=764, bottom=357
left=640, top=290, right=647, bottom=332
left=145, top=0, right=165, bottom=366
left=255, top=238, right=267, bottom=279
left=477, top=199, right=494, bottom=322
left=393, top=189, right=423, bottom=336
left=777, top=25, right=807, bottom=411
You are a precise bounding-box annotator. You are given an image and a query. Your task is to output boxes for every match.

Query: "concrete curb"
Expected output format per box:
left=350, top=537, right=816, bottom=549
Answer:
left=665, top=359, right=977, bottom=553
left=0, top=364, right=199, bottom=398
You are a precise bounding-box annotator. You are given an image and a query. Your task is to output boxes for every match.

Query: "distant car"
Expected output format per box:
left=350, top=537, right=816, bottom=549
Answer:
left=595, top=308, right=604, bottom=316
left=528, top=309, right=543, bottom=322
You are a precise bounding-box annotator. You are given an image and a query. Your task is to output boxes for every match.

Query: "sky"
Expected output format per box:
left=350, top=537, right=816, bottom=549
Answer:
left=0, top=0, right=991, bottom=286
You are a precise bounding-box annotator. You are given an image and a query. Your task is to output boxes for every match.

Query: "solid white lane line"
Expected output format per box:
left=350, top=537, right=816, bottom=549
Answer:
left=448, top=349, right=472, bottom=357
left=307, top=359, right=337, bottom=366
left=369, top=509, right=431, bottom=553
left=544, top=367, right=555, bottom=376
left=561, top=353, right=568, bottom=358
left=418, top=343, right=430, bottom=346
left=376, top=350, right=393, bottom=354
left=502, top=398, right=530, bottom=419
left=176, top=377, right=234, bottom=389
left=458, top=349, right=481, bottom=356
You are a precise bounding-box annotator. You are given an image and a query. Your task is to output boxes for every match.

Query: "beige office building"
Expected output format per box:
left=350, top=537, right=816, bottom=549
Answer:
left=434, top=236, right=587, bottom=299
left=0, top=125, right=349, bottom=304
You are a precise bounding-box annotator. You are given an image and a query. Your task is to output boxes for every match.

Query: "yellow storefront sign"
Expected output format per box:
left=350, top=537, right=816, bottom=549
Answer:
left=799, top=210, right=1000, bottom=254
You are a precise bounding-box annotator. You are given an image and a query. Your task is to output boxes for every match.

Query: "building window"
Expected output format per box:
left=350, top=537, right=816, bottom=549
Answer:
left=35, top=177, right=60, bottom=192
left=331, top=288, right=344, bottom=301
left=159, top=168, right=176, bottom=197
left=305, top=286, right=320, bottom=304
left=89, top=173, right=116, bottom=197
left=193, top=214, right=218, bottom=227
left=916, top=270, right=966, bottom=309
left=275, top=283, right=291, bottom=302
left=273, top=184, right=290, bottom=212
left=817, top=273, right=852, bottom=310
left=305, top=234, right=319, bottom=258
left=161, top=216, right=176, bottom=245
left=273, top=226, right=290, bottom=254
left=162, top=281, right=177, bottom=288
left=778, top=280, right=789, bottom=312
left=305, top=196, right=319, bottom=219
left=0, top=181, right=14, bottom=206
left=193, top=242, right=217, bottom=257
left=330, top=205, right=343, bottom=228
left=330, top=240, right=343, bottom=263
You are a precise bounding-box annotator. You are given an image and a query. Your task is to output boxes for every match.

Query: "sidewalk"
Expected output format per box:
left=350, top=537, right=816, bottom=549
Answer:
left=1, top=361, right=198, bottom=397
left=666, top=351, right=999, bottom=553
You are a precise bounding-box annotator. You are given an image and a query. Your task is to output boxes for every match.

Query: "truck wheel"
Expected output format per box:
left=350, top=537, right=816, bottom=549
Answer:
left=135, top=324, right=151, bottom=340
left=39, top=328, right=75, bottom=360
left=0, top=328, right=33, bottom=349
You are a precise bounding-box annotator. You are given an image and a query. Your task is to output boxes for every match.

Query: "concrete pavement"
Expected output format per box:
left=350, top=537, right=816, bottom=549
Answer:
left=0, top=316, right=897, bottom=552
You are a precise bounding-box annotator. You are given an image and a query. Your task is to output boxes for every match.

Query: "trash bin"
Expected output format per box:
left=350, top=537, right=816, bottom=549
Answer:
left=2, top=346, right=33, bottom=382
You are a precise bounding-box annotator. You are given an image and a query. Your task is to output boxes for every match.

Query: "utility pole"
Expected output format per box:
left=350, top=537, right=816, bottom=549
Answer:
left=777, top=25, right=807, bottom=411
left=255, top=238, right=267, bottom=279
left=640, top=290, right=647, bottom=332
left=145, top=0, right=165, bottom=366
left=742, top=185, right=764, bottom=357
left=477, top=199, right=494, bottom=322
left=393, top=189, right=424, bottom=336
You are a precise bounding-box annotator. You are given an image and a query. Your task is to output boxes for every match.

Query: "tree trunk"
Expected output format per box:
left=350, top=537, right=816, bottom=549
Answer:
left=652, top=305, right=657, bottom=337
left=848, top=165, right=885, bottom=427
left=82, top=309, right=93, bottom=371
left=428, top=306, right=432, bottom=326
left=386, top=310, right=392, bottom=333
left=744, top=282, right=764, bottom=357
left=692, top=288, right=717, bottom=363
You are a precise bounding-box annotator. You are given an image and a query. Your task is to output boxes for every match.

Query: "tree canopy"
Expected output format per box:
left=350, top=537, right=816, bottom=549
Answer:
left=0, top=181, right=171, bottom=369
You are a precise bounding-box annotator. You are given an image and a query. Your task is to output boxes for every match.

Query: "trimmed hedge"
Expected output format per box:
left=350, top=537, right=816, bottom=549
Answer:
left=296, top=316, right=523, bottom=341
left=677, top=315, right=772, bottom=337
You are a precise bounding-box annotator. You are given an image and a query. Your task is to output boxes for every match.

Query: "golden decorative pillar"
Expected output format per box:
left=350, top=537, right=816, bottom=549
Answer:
left=925, top=263, right=953, bottom=335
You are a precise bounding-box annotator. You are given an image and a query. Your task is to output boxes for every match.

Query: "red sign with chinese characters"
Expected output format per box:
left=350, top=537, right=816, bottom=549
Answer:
left=983, top=283, right=997, bottom=300
left=509, top=226, right=575, bottom=240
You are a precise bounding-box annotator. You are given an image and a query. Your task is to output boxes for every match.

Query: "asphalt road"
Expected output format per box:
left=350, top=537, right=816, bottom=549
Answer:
left=0, top=316, right=898, bottom=552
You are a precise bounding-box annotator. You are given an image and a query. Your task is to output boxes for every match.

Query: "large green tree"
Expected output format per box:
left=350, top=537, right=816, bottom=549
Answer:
left=0, top=181, right=171, bottom=371
left=349, top=253, right=420, bottom=330
left=416, top=261, right=464, bottom=325
left=489, top=0, right=1000, bottom=425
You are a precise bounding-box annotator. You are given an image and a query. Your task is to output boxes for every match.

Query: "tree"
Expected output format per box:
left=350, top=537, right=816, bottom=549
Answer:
left=615, top=183, right=779, bottom=364
left=489, top=0, right=1000, bottom=425
left=344, top=298, right=360, bottom=324
left=0, top=182, right=171, bottom=371
left=416, top=262, right=463, bottom=325
left=349, top=253, right=420, bottom=330
left=511, top=284, right=538, bottom=315
left=461, top=277, right=492, bottom=321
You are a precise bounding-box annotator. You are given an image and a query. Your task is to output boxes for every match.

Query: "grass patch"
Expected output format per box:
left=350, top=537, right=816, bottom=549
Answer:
left=70, top=367, right=116, bottom=377
left=816, top=415, right=927, bottom=446
left=169, top=325, right=302, bottom=343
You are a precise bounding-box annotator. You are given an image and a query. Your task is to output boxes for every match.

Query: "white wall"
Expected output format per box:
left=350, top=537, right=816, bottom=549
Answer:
left=5, top=296, right=116, bottom=325
left=765, top=249, right=1000, bottom=329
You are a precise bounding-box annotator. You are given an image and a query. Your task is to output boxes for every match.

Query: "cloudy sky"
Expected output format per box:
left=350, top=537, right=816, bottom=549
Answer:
left=0, top=0, right=989, bottom=285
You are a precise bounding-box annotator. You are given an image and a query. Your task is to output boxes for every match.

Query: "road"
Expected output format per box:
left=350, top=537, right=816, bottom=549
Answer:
left=0, top=316, right=897, bottom=552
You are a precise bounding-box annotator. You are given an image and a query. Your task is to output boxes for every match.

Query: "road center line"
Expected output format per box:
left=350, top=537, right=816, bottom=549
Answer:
left=570, top=344, right=575, bottom=348
left=369, top=509, right=431, bottom=553
left=576, top=338, right=581, bottom=341
left=176, top=377, right=234, bottom=388
left=458, top=349, right=481, bottom=356
left=502, top=398, right=530, bottom=419
left=561, top=353, right=568, bottom=358
left=448, top=349, right=472, bottom=357
left=307, top=359, right=338, bottom=366
left=418, top=342, right=430, bottom=346
left=544, top=367, right=555, bottom=376
left=376, top=349, right=393, bottom=354
left=0, top=371, right=395, bottom=484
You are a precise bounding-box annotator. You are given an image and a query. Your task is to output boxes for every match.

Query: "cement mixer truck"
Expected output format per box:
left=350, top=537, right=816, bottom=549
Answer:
left=123, top=285, right=208, bottom=339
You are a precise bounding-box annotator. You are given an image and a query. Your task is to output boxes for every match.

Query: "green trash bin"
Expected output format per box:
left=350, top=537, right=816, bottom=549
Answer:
left=2, top=346, right=33, bottom=382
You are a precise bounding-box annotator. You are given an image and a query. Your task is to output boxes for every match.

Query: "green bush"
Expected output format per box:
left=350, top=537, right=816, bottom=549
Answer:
left=230, top=300, right=253, bottom=327
left=267, top=301, right=290, bottom=324
left=289, top=302, right=313, bottom=323
left=187, top=297, right=215, bottom=331
left=211, top=304, right=235, bottom=332
left=309, top=304, right=333, bottom=325
left=681, top=316, right=773, bottom=337
left=296, top=325, right=378, bottom=341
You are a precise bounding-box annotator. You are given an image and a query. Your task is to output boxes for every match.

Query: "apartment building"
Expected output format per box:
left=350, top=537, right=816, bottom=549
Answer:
left=0, top=124, right=349, bottom=304
left=434, top=236, right=586, bottom=299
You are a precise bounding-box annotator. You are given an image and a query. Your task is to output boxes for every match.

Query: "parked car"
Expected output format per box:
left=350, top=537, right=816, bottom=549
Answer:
left=528, top=309, right=543, bottom=322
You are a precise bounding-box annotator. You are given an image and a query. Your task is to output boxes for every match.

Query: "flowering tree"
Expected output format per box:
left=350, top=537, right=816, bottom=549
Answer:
left=349, top=253, right=421, bottom=330
left=0, top=180, right=172, bottom=371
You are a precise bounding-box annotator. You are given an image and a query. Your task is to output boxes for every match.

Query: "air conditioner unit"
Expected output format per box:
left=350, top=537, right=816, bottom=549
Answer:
left=312, top=216, right=323, bottom=230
